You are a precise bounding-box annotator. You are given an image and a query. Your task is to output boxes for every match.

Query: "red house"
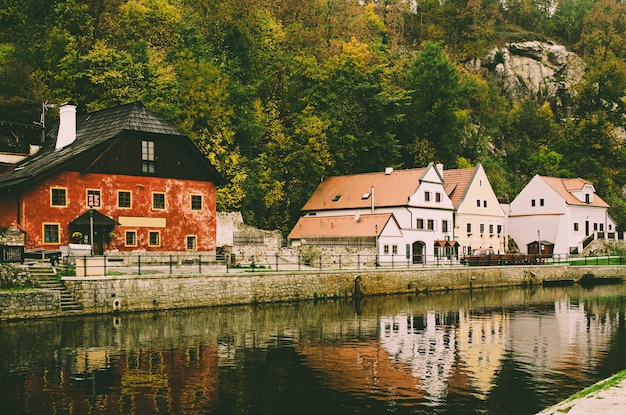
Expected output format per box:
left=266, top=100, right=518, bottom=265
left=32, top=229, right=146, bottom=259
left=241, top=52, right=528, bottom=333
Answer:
left=0, top=102, right=225, bottom=254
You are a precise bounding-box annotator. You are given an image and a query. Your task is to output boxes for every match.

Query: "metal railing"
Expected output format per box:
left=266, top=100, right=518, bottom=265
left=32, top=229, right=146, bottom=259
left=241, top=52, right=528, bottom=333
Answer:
left=50, top=252, right=626, bottom=277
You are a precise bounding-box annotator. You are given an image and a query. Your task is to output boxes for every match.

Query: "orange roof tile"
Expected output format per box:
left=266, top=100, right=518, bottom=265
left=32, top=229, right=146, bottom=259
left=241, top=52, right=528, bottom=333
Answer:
left=540, top=176, right=609, bottom=207
left=288, top=213, right=395, bottom=239
left=301, top=168, right=427, bottom=211
left=443, top=167, right=476, bottom=208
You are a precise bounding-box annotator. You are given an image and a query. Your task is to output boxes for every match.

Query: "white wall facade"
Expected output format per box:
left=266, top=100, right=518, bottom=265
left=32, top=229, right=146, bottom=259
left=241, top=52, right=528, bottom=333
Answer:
left=453, top=166, right=507, bottom=255
left=508, top=175, right=614, bottom=255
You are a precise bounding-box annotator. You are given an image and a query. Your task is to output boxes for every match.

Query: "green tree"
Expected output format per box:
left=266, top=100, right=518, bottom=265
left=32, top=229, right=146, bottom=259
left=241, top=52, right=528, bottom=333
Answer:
left=402, top=42, right=470, bottom=167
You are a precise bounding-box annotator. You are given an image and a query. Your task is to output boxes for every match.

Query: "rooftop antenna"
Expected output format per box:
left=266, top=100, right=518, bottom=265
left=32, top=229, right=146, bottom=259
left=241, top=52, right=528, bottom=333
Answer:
left=33, top=101, right=65, bottom=142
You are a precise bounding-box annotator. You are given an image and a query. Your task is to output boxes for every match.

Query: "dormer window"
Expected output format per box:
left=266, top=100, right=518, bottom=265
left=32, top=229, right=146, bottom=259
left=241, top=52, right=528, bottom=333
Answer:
left=333, top=195, right=341, bottom=202
left=585, top=193, right=590, bottom=204
left=142, top=140, right=156, bottom=173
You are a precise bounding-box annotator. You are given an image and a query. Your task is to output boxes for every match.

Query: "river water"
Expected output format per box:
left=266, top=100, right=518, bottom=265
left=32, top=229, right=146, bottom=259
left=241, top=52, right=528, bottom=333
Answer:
left=2, top=283, right=626, bottom=415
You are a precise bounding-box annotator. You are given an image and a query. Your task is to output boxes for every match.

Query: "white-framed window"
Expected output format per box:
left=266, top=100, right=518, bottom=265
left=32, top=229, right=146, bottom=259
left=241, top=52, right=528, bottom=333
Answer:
left=142, top=140, right=156, bottom=173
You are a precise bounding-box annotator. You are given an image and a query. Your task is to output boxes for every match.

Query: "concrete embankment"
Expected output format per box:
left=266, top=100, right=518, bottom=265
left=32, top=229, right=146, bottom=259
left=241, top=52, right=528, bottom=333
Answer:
left=0, top=264, right=624, bottom=320
left=536, top=371, right=626, bottom=415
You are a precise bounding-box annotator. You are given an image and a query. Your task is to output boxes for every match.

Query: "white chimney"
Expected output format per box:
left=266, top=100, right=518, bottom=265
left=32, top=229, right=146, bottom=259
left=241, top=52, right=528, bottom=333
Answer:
left=385, top=167, right=393, bottom=175
left=436, top=163, right=444, bottom=174
left=55, top=103, right=77, bottom=150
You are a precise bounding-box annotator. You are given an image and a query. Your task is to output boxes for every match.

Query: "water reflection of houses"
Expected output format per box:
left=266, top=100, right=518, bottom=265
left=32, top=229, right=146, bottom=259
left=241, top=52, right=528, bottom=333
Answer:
left=23, top=345, right=219, bottom=414
left=456, top=311, right=508, bottom=398
left=379, top=312, right=457, bottom=403
left=507, top=297, right=617, bottom=383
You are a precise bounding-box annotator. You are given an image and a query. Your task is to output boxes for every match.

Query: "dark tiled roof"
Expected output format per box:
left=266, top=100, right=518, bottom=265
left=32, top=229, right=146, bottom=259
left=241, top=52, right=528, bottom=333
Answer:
left=0, top=102, right=186, bottom=189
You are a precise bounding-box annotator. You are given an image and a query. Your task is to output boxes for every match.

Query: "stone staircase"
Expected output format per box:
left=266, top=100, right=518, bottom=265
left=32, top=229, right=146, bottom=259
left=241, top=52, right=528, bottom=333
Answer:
left=29, top=262, right=82, bottom=312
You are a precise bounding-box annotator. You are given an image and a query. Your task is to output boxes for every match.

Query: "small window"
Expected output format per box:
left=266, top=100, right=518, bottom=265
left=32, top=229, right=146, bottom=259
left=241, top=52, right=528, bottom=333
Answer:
left=497, top=225, right=502, bottom=234
left=425, top=191, right=431, bottom=202
left=480, top=223, right=485, bottom=234
left=142, top=140, right=156, bottom=173
left=427, top=219, right=435, bottom=231
left=191, top=195, right=203, bottom=211
left=600, top=223, right=604, bottom=231
left=585, top=194, right=590, bottom=204
left=442, top=220, right=449, bottom=233
left=51, top=188, right=67, bottom=207
left=476, top=199, right=481, bottom=207
left=593, top=223, right=598, bottom=231
left=118, top=191, right=131, bottom=208
left=540, top=199, right=544, bottom=206
left=466, top=223, right=472, bottom=234
left=383, top=244, right=390, bottom=254
left=483, top=200, right=487, bottom=208
left=574, top=223, right=579, bottom=232
left=153, top=192, right=165, bottom=210
left=43, top=223, right=60, bottom=244
left=125, top=231, right=137, bottom=247
left=436, top=192, right=441, bottom=203
left=186, top=235, right=197, bottom=251
left=149, top=231, right=160, bottom=246
left=489, top=224, right=494, bottom=234
left=416, top=219, right=424, bottom=230
left=531, top=199, right=536, bottom=207
left=392, top=245, right=398, bottom=255
left=87, top=189, right=101, bottom=207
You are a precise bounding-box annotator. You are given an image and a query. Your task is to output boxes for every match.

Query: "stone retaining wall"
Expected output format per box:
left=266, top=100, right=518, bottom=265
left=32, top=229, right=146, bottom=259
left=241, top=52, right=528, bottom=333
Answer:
left=1, top=264, right=625, bottom=320
left=0, top=290, right=61, bottom=320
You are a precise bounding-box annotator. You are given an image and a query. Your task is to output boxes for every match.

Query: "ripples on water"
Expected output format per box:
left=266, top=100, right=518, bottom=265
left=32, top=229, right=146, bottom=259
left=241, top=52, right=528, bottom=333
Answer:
left=1, top=284, right=626, bottom=414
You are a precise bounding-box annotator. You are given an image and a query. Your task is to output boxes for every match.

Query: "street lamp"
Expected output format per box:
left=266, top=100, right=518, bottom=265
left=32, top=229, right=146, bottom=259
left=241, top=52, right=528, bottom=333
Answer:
left=89, top=203, right=94, bottom=256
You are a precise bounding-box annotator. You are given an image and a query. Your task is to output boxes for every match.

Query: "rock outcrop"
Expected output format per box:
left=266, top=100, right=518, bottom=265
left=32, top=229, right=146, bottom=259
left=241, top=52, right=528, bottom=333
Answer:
left=468, top=41, right=586, bottom=111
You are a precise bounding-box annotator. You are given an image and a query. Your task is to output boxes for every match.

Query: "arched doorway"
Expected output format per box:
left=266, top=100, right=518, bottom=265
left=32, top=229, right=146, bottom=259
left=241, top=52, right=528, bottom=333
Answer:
left=412, top=241, right=425, bottom=264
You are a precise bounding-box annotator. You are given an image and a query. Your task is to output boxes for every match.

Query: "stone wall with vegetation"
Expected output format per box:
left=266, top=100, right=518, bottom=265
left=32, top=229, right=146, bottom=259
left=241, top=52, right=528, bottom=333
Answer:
left=0, top=264, right=34, bottom=289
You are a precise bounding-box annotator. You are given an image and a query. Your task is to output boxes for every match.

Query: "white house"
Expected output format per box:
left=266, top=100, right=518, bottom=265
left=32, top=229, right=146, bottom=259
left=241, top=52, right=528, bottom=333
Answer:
left=442, top=164, right=507, bottom=255
left=508, top=175, right=617, bottom=256
left=289, top=163, right=456, bottom=263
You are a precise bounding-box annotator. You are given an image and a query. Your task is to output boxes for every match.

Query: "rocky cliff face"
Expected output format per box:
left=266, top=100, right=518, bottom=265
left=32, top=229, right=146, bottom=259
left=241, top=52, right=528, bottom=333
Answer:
left=468, top=41, right=586, bottom=111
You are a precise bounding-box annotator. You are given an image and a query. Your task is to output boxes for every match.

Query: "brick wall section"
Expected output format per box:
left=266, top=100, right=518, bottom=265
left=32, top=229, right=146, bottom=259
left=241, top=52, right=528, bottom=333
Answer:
left=1, top=265, right=625, bottom=319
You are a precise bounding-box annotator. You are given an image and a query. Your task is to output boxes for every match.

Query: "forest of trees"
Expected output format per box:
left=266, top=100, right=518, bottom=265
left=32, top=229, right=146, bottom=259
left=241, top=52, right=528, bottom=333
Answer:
left=0, top=0, right=625, bottom=235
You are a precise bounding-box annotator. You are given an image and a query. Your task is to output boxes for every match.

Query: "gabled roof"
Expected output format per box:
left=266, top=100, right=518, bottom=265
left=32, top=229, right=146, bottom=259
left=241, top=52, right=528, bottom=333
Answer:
left=0, top=102, right=223, bottom=189
left=301, top=167, right=429, bottom=211
left=443, top=166, right=476, bottom=208
left=540, top=176, right=609, bottom=207
left=288, top=213, right=396, bottom=239
left=69, top=209, right=120, bottom=227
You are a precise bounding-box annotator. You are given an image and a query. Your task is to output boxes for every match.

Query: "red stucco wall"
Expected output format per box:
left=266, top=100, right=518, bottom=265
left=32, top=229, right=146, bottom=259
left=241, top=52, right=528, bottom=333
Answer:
left=11, top=171, right=217, bottom=252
